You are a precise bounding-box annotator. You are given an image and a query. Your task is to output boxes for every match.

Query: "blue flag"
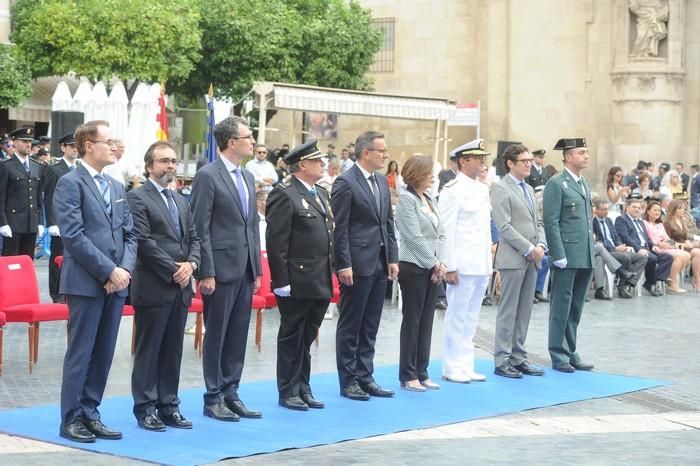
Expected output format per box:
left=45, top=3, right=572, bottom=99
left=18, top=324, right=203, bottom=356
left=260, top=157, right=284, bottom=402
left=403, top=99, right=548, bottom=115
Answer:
left=206, top=84, right=217, bottom=163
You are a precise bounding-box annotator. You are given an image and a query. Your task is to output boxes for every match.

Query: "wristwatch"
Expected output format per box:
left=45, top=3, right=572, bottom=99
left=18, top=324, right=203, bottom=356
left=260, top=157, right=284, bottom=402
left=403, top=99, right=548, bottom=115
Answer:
left=190, top=261, right=198, bottom=273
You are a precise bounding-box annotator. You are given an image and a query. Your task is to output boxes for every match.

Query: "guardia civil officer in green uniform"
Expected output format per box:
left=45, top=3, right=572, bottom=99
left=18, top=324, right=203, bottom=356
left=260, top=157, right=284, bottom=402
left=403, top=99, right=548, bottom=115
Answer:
left=266, top=139, right=335, bottom=411
left=542, top=138, right=596, bottom=373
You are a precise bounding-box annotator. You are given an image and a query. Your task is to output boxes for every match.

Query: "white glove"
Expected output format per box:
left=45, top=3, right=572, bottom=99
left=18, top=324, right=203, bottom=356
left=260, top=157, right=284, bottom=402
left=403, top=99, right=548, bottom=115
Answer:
left=48, top=225, right=61, bottom=237
left=0, top=225, right=11, bottom=238
left=37, top=225, right=45, bottom=238
left=552, top=258, right=568, bottom=269
left=273, top=285, right=291, bottom=297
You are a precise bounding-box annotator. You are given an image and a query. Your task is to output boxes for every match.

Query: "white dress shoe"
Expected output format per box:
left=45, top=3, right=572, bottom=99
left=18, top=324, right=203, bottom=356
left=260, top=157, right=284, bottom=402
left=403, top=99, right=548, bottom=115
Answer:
left=466, top=371, right=486, bottom=382
left=441, top=373, right=471, bottom=383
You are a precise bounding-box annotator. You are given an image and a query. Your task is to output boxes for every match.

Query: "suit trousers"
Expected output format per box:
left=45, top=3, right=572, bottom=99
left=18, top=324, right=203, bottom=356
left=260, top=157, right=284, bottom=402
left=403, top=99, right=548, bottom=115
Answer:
left=494, top=264, right=537, bottom=367
left=397, top=261, right=438, bottom=382
left=1, top=233, right=37, bottom=259
left=60, top=292, right=124, bottom=424
left=336, top=258, right=387, bottom=388
left=276, top=296, right=329, bottom=398
left=643, top=251, right=673, bottom=284
left=610, top=251, right=646, bottom=285
left=442, top=274, right=489, bottom=377
left=131, top=290, right=188, bottom=420
left=201, top=274, right=253, bottom=405
left=593, top=244, right=621, bottom=289
left=548, top=267, right=593, bottom=367
left=49, top=236, right=64, bottom=301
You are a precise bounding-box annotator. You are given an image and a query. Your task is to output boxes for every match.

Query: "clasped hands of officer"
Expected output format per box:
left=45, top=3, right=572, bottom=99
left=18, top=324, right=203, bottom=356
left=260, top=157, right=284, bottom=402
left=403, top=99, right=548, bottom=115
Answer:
left=527, top=245, right=546, bottom=262
left=173, top=261, right=194, bottom=289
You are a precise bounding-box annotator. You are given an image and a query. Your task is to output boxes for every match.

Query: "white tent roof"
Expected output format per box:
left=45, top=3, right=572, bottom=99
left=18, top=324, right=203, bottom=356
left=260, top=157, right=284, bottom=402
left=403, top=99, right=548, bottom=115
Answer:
left=254, top=82, right=456, bottom=121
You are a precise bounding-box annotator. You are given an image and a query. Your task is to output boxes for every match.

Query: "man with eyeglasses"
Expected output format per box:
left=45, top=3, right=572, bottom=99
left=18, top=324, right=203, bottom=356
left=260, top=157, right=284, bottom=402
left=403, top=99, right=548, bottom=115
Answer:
left=127, top=141, right=200, bottom=432
left=332, top=131, right=399, bottom=400
left=490, top=143, right=547, bottom=379
left=245, top=143, right=278, bottom=192
left=190, top=116, right=262, bottom=422
left=103, top=138, right=141, bottom=190
left=55, top=120, right=137, bottom=443
left=0, top=127, right=46, bottom=259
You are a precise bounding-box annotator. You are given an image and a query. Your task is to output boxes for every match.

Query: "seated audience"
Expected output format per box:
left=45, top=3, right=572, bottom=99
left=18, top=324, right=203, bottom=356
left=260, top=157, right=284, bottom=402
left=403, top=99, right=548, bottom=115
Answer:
left=642, top=200, right=690, bottom=293
left=663, top=199, right=700, bottom=291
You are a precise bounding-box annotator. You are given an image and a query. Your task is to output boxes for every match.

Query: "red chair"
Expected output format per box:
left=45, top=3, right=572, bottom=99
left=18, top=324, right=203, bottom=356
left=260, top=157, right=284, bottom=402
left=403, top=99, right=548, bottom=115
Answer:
left=331, top=273, right=341, bottom=304
left=54, top=255, right=63, bottom=268
left=0, top=255, right=69, bottom=373
left=189, top=284, right=204, bottom=357
left=251, top=252, right=278, bottom=352
left=0, top=311, right=6, bottom=376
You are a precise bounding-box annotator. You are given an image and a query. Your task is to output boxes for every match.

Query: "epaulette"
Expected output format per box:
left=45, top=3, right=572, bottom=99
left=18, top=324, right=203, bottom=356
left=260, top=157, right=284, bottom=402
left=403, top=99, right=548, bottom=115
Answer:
left=443, top=179, right=458, bottom=188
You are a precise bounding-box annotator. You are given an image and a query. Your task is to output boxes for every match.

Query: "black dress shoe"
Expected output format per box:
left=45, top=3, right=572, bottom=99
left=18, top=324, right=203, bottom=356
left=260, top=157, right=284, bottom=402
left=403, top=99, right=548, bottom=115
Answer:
left=571, top=360, right=594, bottom=371
left=618, top=284, right=634, bottom=299
left=203, top=402, right=239, bottom=422
left=435, top=298, right=448, bottom=310
left=137, top=414, right=166, bottom=432
left=81, top=419, right=122, bottom=440
left=340, top=382, right=370, bottom=401
left=59, top=421, right=96, bottom=443
left=552, top=363, right=575, bottom=373
left=160, top=412, right=192, bottom=429
left=226, top=399, right=262, bottom=419
left=534, top=291, right=549, bottom=303
left=360, top=382, right=395, bottom=398
left=494, top=364, right=522, bottom=378
left=643, top=283, right=663, bottom=297
left=594, top=288, right=612, bottom=300
left=300, top=393, right=325, bottom=409
left=279, top=395, right=309, bottom=411
left=513, top=361, right=545, bottom=376
left=616, top=268, right=635, bottom=285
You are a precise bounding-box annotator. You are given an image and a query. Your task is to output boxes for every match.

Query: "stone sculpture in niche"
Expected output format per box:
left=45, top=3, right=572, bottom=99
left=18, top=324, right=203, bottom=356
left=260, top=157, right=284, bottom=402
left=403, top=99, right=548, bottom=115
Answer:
left=629, top=0, right=669, bottom=58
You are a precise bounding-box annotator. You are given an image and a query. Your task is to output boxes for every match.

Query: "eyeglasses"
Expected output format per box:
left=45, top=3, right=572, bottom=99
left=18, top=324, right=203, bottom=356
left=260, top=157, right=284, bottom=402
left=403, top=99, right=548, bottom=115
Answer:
left=91, top=140, right=116, bottom=147
left=515, top=158, right=534, bottom=164
left=155, top=158, right=179, bottom=165
left=256, top=151, right=268, bottom=155
left=232, top=135, right=255, bottom=141
left=368, top=148, right=389, bottom=155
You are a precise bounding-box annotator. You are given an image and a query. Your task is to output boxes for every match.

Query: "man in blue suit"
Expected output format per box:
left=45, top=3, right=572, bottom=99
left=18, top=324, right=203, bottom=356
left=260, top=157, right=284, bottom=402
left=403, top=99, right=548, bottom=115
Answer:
left=614, top=196, right=672, bottom=296
left=54, top=120, right=137, bottom=443
left=190, top=116, right=262, bottom=422
left=331, top=131, right=399, bottom=400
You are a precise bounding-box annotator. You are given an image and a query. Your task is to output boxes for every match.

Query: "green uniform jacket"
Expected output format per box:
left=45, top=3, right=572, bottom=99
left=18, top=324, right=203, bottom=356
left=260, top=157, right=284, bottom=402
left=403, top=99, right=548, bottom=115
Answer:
left=542, top=170, right=595, bottom=269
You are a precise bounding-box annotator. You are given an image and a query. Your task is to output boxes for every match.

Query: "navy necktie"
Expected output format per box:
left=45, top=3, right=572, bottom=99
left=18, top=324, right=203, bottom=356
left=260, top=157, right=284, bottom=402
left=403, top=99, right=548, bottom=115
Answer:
left=519, top=181, right=534, bottom=214
left=368, top=174, right=381, bottom=213
left=162, top=189, right=182, bottom=238
left=95, top=173, right=112, bottom=215
left=23, top=159, right=29, bottom=174
left=600, top=220, right=614, bottom=249
left=309, top=186, right=325, bottom=213
left=233, top=168, right=248, bottom=219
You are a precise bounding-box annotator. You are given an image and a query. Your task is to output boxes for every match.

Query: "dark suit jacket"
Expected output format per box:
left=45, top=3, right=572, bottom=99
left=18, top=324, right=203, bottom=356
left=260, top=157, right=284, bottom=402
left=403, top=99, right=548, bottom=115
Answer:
left=190, top=157, right=261, bottom=282
left=0, top=156, right=45, bottom=233
left=525, top=164, right=549, bottom=189
left=54, top=163, right=137, bottom=298
left=592, top=216, right=623, bottom=251
left=266, top=176, right=334, bottom=299
left=44, top=159, right=72, bottom=227
left=614, top=214, right=653, bottom=252
left=680, top=172, right=690, bottom=193
left=127, top=181, right=201, bottom=308
left=331, top=164, right=398, bottom=276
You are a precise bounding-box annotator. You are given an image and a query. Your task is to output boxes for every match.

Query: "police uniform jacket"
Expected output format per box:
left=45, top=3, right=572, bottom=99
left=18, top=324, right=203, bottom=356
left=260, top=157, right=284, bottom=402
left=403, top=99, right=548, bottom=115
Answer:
left=525, top=163, right=549, bottom=188
left=266, top=175, right=334, bottom=300
left=0, top=156, right=45, bottom=233
left=437, top=172, right=492, bottom=276
left=542, top=170, right=595, bottom=268
left=44, top=159, right=73, bottom=227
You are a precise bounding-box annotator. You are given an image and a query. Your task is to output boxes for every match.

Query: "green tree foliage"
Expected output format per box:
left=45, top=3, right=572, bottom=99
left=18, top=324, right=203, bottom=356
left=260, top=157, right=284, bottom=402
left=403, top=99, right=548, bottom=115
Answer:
left=0, top=45, right=32, bottom=108
left=11, top=0, right=201, bottom=85
left=174, top=0, right=382, bottom=100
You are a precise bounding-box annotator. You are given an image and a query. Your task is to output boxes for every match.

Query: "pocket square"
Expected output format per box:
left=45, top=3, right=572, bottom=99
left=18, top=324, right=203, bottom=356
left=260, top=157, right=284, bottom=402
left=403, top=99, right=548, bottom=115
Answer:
left=114, top=198, right=125, bottom=204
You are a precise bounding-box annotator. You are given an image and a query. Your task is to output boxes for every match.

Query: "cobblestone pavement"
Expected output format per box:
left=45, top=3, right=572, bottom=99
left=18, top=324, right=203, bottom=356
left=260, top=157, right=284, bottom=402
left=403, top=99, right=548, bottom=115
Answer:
left=0, top=257, right=698, bottom=465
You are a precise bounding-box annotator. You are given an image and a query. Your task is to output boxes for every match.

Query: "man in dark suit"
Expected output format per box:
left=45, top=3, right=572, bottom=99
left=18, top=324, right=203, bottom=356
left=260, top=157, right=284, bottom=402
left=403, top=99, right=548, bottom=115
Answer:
left=542, top=138, right=595, bottom=373
left=190, top=116, right=262, bottom=422
left=55, top=120, right=137, bottom=443
left=266, top=139, right=334, bottom=411
left=614, top=196, right=672, bottom=297
left=525, top=149, right=549, bottom=189
left=44, top=133, right=80, bottom=303
left=127, top=141, right=201, bottom=431
left=591, top=199, right=646, bottom=298
left=0, top=127, right=46, bottom=258
left=676, top=162, right=690, bottom=193
left=331, top=131, right=399, bottom=401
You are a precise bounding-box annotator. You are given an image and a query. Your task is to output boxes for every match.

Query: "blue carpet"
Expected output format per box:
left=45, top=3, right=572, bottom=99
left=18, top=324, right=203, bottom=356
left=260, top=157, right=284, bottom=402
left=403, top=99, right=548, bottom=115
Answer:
left=0, top=359, right=667, bottom=465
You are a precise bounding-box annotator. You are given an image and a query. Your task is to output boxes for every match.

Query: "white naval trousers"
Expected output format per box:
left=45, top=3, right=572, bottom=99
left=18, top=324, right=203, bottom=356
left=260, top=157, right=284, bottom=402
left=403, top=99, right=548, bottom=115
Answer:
left=442, top=274, right=490, bottom=377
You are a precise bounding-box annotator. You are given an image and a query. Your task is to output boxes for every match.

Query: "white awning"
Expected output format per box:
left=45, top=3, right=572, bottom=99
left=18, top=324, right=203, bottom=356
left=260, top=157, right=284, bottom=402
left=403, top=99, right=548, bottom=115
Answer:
left=9, top=76, right=81, bottom=123
left=256, top=82, right=456, bottom=121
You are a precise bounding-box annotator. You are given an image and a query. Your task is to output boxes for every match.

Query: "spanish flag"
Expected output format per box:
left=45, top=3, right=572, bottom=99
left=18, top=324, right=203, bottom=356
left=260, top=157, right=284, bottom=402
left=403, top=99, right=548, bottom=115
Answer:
left=156, top=87, right=168, bottom=141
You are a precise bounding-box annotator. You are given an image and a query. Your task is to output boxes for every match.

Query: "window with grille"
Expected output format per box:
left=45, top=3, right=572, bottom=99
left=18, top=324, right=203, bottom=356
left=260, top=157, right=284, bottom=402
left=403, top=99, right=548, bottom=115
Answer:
left=370, top=18, right=395, bottom=73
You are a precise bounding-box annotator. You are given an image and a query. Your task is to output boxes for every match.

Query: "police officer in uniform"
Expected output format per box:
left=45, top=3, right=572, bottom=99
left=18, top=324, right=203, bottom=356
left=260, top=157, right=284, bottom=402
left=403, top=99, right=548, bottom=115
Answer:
left=542, top=138, right=596, bottom=373
left=266, top=140, right=334, bottom=411
left=43, top=133, right=80, bottom=302
left=0, top=127, right=46, bottom=258
left=525, top=149, right=549, bottom=188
